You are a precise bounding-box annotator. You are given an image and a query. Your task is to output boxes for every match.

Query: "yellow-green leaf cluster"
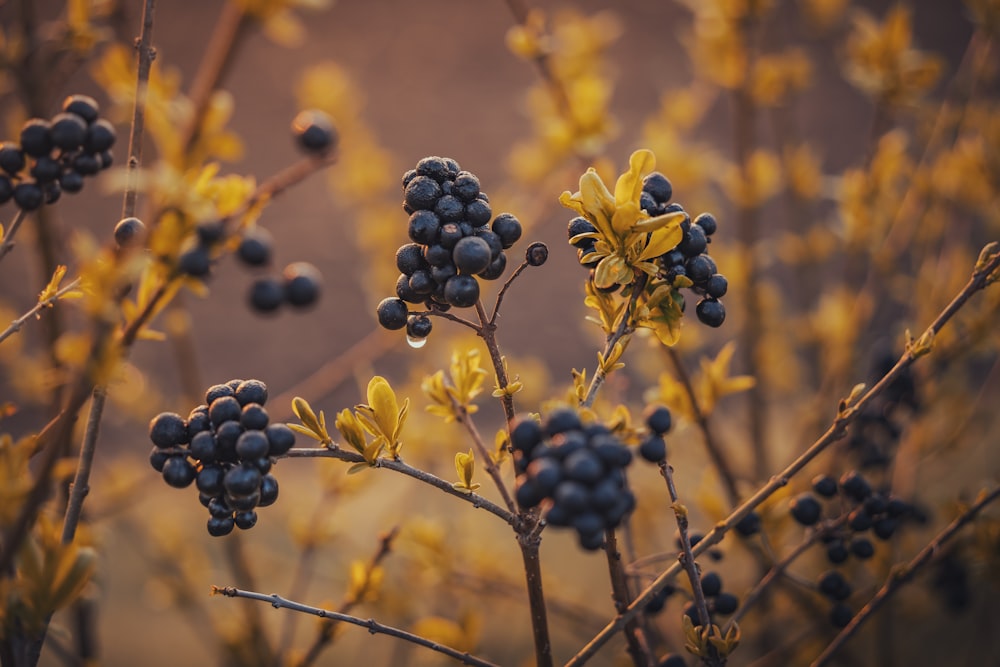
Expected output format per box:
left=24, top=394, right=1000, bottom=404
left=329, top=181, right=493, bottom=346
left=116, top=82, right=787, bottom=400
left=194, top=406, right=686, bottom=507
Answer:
left=354, top=376, right=409, bottom=459
left=452, top=449, right=481, bottom=494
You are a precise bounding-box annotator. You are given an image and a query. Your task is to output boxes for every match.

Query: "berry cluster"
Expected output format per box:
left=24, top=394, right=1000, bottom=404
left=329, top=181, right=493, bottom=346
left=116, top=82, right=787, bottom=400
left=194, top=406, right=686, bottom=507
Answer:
left=0, top=95, right=115, bottom=212
left=376, top=156, right=529, bottom=344
left=510, top=408, right=636, bottom=551
left=247, top=261, right=322, bottom=314
left=682, top=570, right=740, bottom=625
left=567, top=171, right=728, bottom=327
left=147, top=379, right=295, bottom=537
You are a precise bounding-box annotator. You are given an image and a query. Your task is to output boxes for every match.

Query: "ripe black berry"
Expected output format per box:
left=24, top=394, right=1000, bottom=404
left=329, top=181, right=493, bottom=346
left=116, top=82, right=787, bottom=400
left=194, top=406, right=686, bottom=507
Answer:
left=849, top=536, right=875, bottom=559
left=790, top=493, right=822, bottom=526
left=678, top=225, right=708, bottom=257
left=249, top=277, right=285, bottom=313
left=526, top=242, right=548, bottom=266
left=511, top=418, right=544, bottom=454
left=478, top=252, right=507, bottom=280
left=209, top=396, right=242, bottom=426
left=20, top=119, right=52, bottom=157
left=639, top=435, right=667, bottom=462
left=84, top=119, right=116, bottom=153
left=642, top=172, right=673, bottom=204
left=465, top=199, right=492, bottom=226
left=695, top=298, right=726, bottom=327
left=149, top=412, right=188, bottom=448
left=705, top=274, right=728, bottom=298
left=72, top=152, right=100, bottom=176
left=114, top=217, right=146, bottom=248
left=13, top=183, right=44, bottom=211
left=567, top=217, right=597, bottom=245
left=258, top=474, right=279, bottom=506
left=839, top=471, right=872, bottom=501
left=686, top=255, right=716, bottom=283
left=734, top=511, right=762, bottom=536
left=406, top=314, right=432, bottom=339
left=265, top=423, right=296, bottom=456
left=377, top=297, right=409, bottom=330
left=235, top=510, right=258, bottom=530
left=818, top=571, right=851, bottom=601
left=162, top=456, right=196, bottom=488
left=189, top=431, right=218, bottom=462
left=178, top=244, right=211, bottom=277
left=826, top=540, right=849, bottom=564
left=283, top=262, right=321, bottom=308
left=444, top=274, right=479, bottom=308
left=236, top=430, right=270, bottom=460
left=645, top=405, right=673, bottom=435
left=224, top=464, right=262, bottom=497
left=240, top=404, right=269, bottom=431
left=405, top=176, right=442, bottom=211
left=812, top=474, right=838, bottom=498
left=196, top=465, right=225, bottom=495
left=700, top=572, right=722, bottom=597
left=434, top=194, right=464, bottom=222
left=714, top=592, right=739, bottom=615
left=492, top=213, right=523, bottom=248
left=452, top=171, right=480, bottom=202
left=396, top=243, right=426, bottom=274
left=453, top=236, right=492, bottom=274
left=207, top=516, right=235, bottom=537
left=149, top=448, right=169, bottom=472
left=829, top=603, right=852, bottom=628
left=658, top=654, right=686, bottom=667
left=237, top=228, right=273, bottom=266
left=50, top=113, right=88, bottom=151
left=291, top=110, right=337, bottom=154
left=0, top=176, right=11, bottom=204
left=0, top=143, right=24, bottom=175
left=415, top=156, right=450, bottom=182
left=408, top=210, right=441, bottom=244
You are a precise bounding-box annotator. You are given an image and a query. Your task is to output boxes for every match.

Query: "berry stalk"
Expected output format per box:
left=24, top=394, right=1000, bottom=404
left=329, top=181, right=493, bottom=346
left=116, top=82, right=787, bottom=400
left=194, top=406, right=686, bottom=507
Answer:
left=212, top=587, right=501, bottom=667
left=581, top=274, right=647, bottom=409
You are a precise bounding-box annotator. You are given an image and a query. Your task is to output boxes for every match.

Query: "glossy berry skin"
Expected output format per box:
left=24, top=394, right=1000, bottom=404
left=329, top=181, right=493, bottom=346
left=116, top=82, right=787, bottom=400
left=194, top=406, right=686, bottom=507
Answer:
left=453, top=236, right=492, bottom=274
left=113, top=217, right=146, bottom=248
left=149, top=448, right=169, bottom=472
left=696, top=298, right=726, bottom=327
left=642, top=172, right=673, bottom=203
left=790, top=493, right=822, bottom=526
left=50, top=113, right=88, bottom=151
left=283, top=262, right=322, bottom=307
left=434, top=194, right=464, bottom=222
left=249, top=277, right=285, bottom=313
left=162, top=456, right=196, bottom=488
left=224, top=464, right=262, bottom=497
left=492, top=213, right=522, bottom=248
left=406, top=314, right=432, bottom=339
left=72, top=153, right=100, bottom=176
left=84, top=119, right=116, bottom=153
left=694, top=212, right=717, bottom=236
left=511, top=418, right=544, bottom=454
left=465, top=199, right=492, bottom=226
left=639, top=436, right=667, bottom=462
left=0, top=142, right=25, bottom=174
left=265, top=424, right=296, bottom=456
left=291, top=110, right=337, bottom=154
left=149, top=412, right=188, bottom=448
left=236, top=430, right=270, bottom=460
left=20, top=119, right=52, bottom=157
left=812, top=474, right=838, bottom=498
left=678, top=225, right=708, bottom=257
left=237, top=228, right=273, bottom=266
left=207, top=516, right=235, bottom=537
left=478, top=252, right=507, bottom=280
left=13, top=183, right=44, bottom=211
left=195, top=465, right=225, bottom=495
left=645, top=406, right=672, bottom=435
left=444, top=274, right=479, bottom=308
left=258, top=474, right=279, bottom=506
left=376, top=297, right=409, bottom=330
left=705, top=274, right=728, bottom=298
left=404, top=176, right=442, bottom=211
left=189, top=431, right=218, bottom=462
left=526, top=242, right=548, bottom=267
left=567, top=217, right=597, bottom=244
left=62, top=94, right=100, bottom=124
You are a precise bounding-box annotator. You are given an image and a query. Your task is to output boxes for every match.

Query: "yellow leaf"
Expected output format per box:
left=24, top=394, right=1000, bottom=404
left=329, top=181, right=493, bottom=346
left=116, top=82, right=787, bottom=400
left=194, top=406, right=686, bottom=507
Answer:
left=614, top=149, right=655, bottom=207
left=367, top=376, right=399, bottom=441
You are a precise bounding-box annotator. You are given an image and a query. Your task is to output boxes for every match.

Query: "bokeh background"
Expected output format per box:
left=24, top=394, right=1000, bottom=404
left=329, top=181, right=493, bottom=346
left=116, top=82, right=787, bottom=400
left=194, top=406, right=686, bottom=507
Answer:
left=2, top=0, right=999, bottom=666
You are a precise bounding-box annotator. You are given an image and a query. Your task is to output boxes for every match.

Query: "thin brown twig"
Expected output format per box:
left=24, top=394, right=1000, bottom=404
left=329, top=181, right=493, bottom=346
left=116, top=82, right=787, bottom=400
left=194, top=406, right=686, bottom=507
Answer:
left=474, top=300, right=516, bottom=426
left=294, top=527, right=400, bottom=667
left=564, top=248, right=1000, bottom=667
left=213, top=586, right=500, bottom=667
left=0, top=278, right=81, bottom=345
left=664, top=347, right=740, bottom=508
left=489, top=258, right=532, bottom=325
left=811, top=486, right=1000, bottom=667
left=282, top=448, right=516, bottom=526
left=0, top=208, right=28, bottom=263
left=603, top=529, right=654, bottom=667
left=581, top=275, right=646, bottom=409
left=453, top=402, right=517, bottom=515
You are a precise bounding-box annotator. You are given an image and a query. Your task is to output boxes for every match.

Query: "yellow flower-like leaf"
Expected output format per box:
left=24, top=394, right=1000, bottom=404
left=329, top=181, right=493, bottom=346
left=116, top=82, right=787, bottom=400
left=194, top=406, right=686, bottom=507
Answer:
left=38, top=266, right=68, bottom=303
left=291, top=396, right=333, bottom=446
left=697, top=341, right=757, bottom=413
left=356, top=376, right=408, bottom=458
left=334, top=408, right=366, bottom=454
left=452, top=449, right=481, bottom=494
left=614, top=148, right=655, bottom=207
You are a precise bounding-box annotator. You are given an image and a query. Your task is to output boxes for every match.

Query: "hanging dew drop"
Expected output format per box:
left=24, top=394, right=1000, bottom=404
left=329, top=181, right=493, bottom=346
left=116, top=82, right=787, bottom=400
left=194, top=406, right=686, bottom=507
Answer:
left=406, top=335, right=427, bottom=349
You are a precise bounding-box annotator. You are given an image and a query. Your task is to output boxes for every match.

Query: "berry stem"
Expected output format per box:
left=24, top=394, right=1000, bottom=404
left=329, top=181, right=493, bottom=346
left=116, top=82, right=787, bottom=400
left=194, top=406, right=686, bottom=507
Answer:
left=564, top=248, right=1000, bottom=667
left=489, top=257, right=532, bottom=325
left=0, top=208, right=28, bottom=263
left=221, top=532, right=274, bottom=659
left=453, top=402, right=518, bottom=515
left=293, top=527, right=399, bottom=667
left=474, top=299, right=516, bottom=426
left=811, top=485, right=1000, bottom=667
left=603, top=528, right=655, bottom=667
left=0, top=277, right=81, bottom=346
left=120, top=0, right=157, bottom=220
left=664, top=348, right=740, bottom=508
left=282, top=448, right=517, bottom=527
left=657, top=460, right=718, bottom=663
left=212, top=586, right=502, bottom=667
left=581, top=274, right=646, bottom=409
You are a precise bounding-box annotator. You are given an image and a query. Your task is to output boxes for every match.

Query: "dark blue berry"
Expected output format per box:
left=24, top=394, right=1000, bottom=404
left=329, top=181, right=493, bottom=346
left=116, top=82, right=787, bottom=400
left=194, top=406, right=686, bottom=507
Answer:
left=178, top=244, right=211, bottom=277
left=839, top=471, right=872, bottom=501
left=465, top=199, right=492, bottom=226
left=84, top=119, right=116, bottom=153
left=292, top=110, right=336, bottom=154
left=13, top=182, right=44, bottom=211
left=453, top=236, right=492, bottom=274
left=58, top=170, right=84, bottom=194
left=639, top=435, right=667, bottom=462
left=679, top=225, right=708, bottom=257
left=510, top=418, right=543, bottom=454
left=700, top=572, right=722, bottom=597
left=236, top=430, right=269, bottom=460
left=545, top=408, right=582, bottom=435
left=258, top=474, right=279, bottom=506
left=416, top=156, right=450, bottom=182
left=377, top=297, right=409, bottom=330
left=250, top=277, right=284, bottom=313
left=189, top=431, right=218, bottom=462
left=206, top=384, right=233, bottom=404
left=645, top=405, right=673, bottom=435
left=237, top=228, right=273, bottom=266
left=734, top=511, right=761, bottom=536
left=149, top=448, right=169, bottom=472
left=263, top=423, right=295, bottom=456
left=849, top=536, right=875, bottom=559
left=564, top=449, right=604, bottom=485
left=829, top=603, right=852, bottom=628
left=162, top=456, right=196, bottom=488
left=873, top=517, right=898, bottom=540
left=235, top=510, right=258, bottom=530
left=478, top=252, right=507, bottom=280
left=149, top=412, right=188, bottom=448
left=114, top=217, right=146, bottom=248
left=283, top=262, right=321, bottom=308
left=207, top=515, right=235, bottom=537
left=72, top=152, right=100, bottom=175
left=0, top=176, right=11, bottom=204
left=812, top=474, right=838, bottom=498
left=491, top=213, right=522, bottom=248
left=196, top=465, right=225, bottom=495
left=209, top=396, right=242, bottom=427
left=452, top=171, right=480, bottom=202
left=20, top=119, right=52, bottom=157
left=406, top=314, right=432, bottom=339
left=434, top=194, right=464, bottom=222
left=642, top=172, right=673, bottom=204
left=30, top=157, right=60, bottom=183
left=526, top=242, right=548, bottom=266
left=0, top=142, right=25, bottom=174
left=826, top=540, right=849, bottom=564
left=234, top=379, right=267, bottom=407
left=567, top=217, right=597, bottom=245
left=408, top=210, right=441, bottom=245
left=696, top=298, right=726, bottom=327
left=50, top=113, right=87, bottom=151
left=705, top=274, right=728, bottom=298
left=818, top=571, right=851, bottom=601
left=516, top=478, right=545, bottom=508
left=224, top=464, right=261, bottom=497
left=657, top=654, right=686, bottom=667
left=396, top=243, right=427, bottom=274
left=404, top=176, right=442, bottom=211
left=62, top=94, right=99, bottom=124
left=240, top=404, right=269, bottom=431
left=714, top=592, right=739, bottom=615
left=790, top=493, right=822, bottom=526
left=443, top=274, right=479, bottom=308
